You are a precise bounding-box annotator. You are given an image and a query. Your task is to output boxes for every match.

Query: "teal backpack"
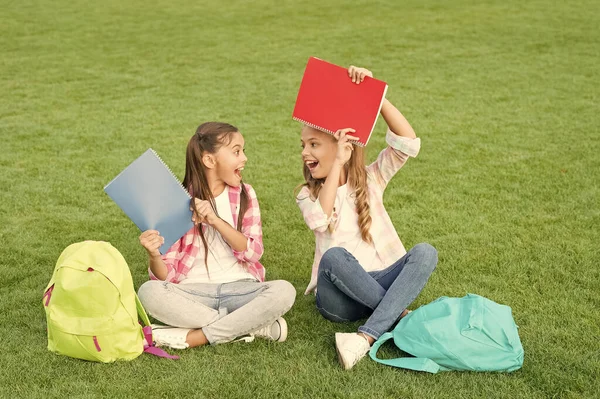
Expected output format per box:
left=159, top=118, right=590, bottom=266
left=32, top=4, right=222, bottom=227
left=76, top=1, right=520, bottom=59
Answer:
left=43, top=241, right=177, bottom=362
left=370, top=294, right=524, bottom=373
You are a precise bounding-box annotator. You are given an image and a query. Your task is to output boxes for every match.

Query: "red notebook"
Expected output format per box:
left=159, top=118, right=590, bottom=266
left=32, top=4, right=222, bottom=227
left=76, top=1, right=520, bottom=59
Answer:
left=292, top=57, right=388, bottom=147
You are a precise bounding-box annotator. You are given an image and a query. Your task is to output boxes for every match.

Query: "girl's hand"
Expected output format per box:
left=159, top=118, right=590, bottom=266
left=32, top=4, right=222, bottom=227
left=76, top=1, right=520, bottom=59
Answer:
left=139, top=230, right=164, bottom=258
left=348, top=66, right=373, bottom=84
left=192, top=198, right=219, bottom=226
left=334, top=128, right=359, bottom=166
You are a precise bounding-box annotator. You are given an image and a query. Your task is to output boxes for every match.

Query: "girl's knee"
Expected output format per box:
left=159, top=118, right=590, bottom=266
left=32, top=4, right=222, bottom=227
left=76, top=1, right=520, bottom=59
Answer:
left=138, top=280, right=163, bottom=300
left=270, top=280, right=296, bottom=310
left=137, top=280, right=167, bottom=311
left=413, top=242, right=437, bottom=255
left=412, top=243, right=438, bottom=271
left=319, top=247, right=350, bottom=272
left=413, top=242, right=438, bottom=258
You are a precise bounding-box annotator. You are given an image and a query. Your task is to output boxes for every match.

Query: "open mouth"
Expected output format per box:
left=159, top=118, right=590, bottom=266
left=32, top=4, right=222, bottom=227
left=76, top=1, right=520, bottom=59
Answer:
left=234, top=167, right=244, bottom=178
left=305, top=161, right=318, bottom=171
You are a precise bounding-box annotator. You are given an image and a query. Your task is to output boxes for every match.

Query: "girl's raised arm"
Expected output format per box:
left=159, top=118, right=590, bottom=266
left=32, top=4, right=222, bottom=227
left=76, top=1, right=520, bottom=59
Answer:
left=380, top=99, right=417, bottom=139
left=347, top=66, right=416, bottom=139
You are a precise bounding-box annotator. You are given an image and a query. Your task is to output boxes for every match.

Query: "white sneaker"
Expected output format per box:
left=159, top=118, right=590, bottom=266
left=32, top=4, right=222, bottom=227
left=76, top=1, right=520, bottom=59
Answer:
left=335, top=332, right=371, bottom=370
left=151, top=324, right=191, bottom=349
left=251, top=317, right=288, bottom=342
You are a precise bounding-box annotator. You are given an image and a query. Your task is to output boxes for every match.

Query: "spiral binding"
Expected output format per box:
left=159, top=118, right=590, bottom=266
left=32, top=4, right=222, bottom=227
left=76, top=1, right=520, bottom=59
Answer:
left=292, top=117, right=366, bottom=147
left=150, top=148, right=192, bottom=199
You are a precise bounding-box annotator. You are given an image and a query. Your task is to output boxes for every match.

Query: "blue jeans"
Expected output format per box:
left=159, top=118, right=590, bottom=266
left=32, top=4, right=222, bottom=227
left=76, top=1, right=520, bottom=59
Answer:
left=316, top=243, right=437, bottom=340
left=138, top=279, right=296, bottom=344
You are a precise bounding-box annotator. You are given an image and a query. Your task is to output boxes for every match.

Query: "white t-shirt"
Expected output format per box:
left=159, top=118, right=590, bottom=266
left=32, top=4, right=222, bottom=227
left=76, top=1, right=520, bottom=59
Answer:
left=333, top=184, right=385, bottom=272
left=180, top=186, right=257, bottom=284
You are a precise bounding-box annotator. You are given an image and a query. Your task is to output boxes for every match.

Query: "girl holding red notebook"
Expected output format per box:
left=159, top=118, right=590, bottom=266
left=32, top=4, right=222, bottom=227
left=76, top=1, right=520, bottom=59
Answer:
left=296, top=66, right=438, bottom=370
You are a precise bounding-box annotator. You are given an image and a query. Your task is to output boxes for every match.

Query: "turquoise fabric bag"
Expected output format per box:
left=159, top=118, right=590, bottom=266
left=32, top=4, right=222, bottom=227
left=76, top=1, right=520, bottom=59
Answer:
left=369, top=294, right=524, bottom=373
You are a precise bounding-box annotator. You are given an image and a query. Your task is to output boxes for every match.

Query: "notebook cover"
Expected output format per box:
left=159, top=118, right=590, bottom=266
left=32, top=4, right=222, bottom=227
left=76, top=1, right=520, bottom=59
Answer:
left=104, top=149, right=194, bottom=254
left=292, top=57, right=388, bottom=146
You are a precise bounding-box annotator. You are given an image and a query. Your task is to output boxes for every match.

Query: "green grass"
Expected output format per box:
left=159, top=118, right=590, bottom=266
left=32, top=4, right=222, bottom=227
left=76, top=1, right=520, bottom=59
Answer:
left=1, top=0, right=599, bottom=397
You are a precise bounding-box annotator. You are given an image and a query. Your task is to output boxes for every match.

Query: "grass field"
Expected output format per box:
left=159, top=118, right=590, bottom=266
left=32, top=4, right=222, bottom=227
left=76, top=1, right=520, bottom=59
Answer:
left=1, top=0, right=599, bottom=398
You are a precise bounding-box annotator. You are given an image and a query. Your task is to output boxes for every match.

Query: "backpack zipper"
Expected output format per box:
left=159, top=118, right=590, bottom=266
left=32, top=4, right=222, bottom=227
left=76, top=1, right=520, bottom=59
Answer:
left=93, top=336, right=101, bottom=352
left=43, top=285, right=54, bottom=306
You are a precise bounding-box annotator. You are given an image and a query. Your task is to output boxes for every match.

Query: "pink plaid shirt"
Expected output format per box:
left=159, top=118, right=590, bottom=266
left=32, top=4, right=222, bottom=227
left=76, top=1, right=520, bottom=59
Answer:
left=297, top=129, right=421, bottom=294
left=149, top=183, right=265, bottom=283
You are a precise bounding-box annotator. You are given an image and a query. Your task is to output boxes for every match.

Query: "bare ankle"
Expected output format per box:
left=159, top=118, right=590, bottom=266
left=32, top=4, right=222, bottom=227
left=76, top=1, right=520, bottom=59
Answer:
left=186, top=329, right=209, bottom=348
left=359, top=332, right=375, bottom=346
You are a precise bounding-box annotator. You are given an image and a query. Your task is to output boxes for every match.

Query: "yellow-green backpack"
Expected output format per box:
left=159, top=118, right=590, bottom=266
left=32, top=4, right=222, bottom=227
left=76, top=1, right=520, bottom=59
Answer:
left=43, top=241, right=177, bottom=362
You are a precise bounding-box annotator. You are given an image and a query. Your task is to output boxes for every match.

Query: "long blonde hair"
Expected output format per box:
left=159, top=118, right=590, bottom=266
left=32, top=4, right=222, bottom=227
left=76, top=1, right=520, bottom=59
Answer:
left=298, top=141, right=373, bottom=243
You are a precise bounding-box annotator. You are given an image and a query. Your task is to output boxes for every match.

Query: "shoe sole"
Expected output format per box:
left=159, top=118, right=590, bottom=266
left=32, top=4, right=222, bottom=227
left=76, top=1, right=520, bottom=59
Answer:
left=276, top=317, right=288, bottom=342
left=151, top=324, right=170, bottom=329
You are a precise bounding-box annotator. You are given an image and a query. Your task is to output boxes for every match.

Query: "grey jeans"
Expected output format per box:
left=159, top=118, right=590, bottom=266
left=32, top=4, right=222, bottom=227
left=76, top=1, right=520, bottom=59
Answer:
left=316, top=243, right=438, bottom=339
left=138, top=279, right=296, bottom=344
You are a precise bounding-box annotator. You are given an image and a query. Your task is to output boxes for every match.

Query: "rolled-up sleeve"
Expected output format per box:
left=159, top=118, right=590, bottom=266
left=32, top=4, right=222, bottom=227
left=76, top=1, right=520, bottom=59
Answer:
left=385, top=128, right=421, bottom=157
left=296, top=186, right=334, bottom=233
left=232, top=185, right=264, bottom=264
left=368, top=129, right=421, bottom=189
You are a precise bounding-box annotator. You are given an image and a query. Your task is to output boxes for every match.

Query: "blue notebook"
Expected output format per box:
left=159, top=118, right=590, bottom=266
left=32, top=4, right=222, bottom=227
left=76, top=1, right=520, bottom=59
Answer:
left=104, top=149, right=194, bottom=254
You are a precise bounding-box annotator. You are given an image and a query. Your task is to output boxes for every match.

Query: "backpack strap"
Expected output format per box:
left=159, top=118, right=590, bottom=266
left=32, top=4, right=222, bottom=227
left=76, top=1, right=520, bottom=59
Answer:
left=135, top=293, right=152, bottom=328
left=135, top=294, right=179, bottom=360
left=369, top=332, right=442, bottom=374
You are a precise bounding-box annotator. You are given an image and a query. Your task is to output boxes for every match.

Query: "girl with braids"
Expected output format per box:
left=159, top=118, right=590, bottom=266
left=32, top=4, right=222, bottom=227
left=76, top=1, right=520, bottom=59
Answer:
left=137, top=122, right=295, bottom=349
left=296, top=66, right=437, bottom=370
